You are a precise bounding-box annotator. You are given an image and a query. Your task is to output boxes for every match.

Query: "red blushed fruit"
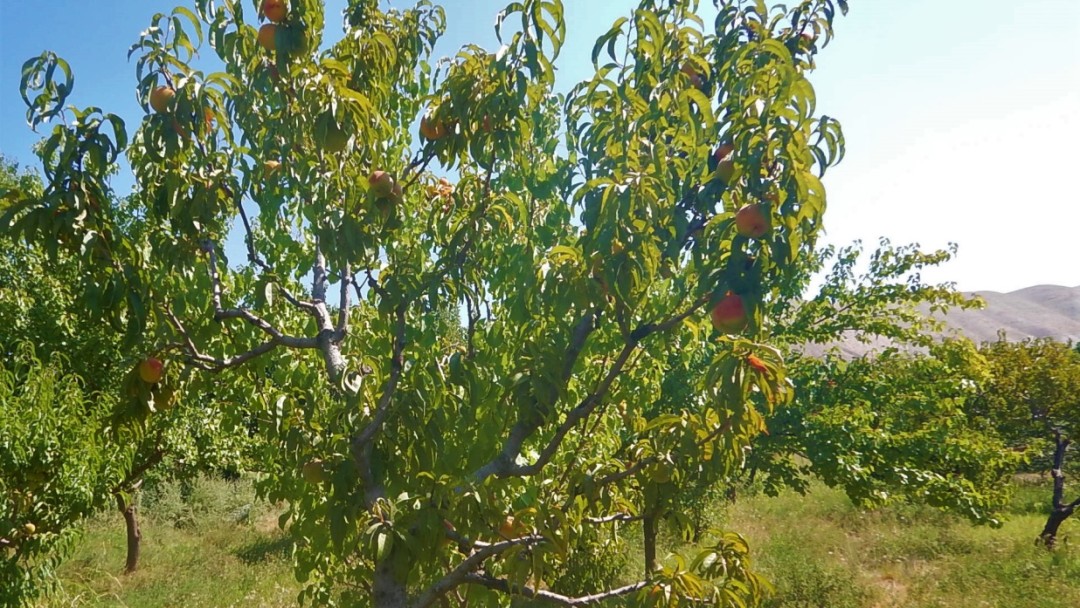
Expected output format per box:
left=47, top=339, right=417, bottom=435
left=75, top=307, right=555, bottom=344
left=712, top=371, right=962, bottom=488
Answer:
left=680, top=62, right=704, bottom=88
left=139, top=358, right=164, bottom=384
left=713, top=143, right=734, bottom=163
left=711, top=292, right=748, bottom=333
left=369, top=170, right=395, bottom=198
left=258, top=24, right=277, bottom=52
left=747, top=354, right=768, bottom=373
left=263, top=0, right=287, bottom=23
left=734, top=203, right=770, bottom=239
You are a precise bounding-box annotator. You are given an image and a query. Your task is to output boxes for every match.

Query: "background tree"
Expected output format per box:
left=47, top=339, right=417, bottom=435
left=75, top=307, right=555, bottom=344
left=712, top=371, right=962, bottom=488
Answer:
left=753, top=339, right=1020, bottom=524
left=973, top=338, right=1080, bottom=547
left=654, top=239, right=1019, bottom=529
left=0, top=154, right=124, bottom=387
left=4, top=0, right=851, bottom=606
left=0, top=346, right=123, bottom=607
left=0, top=154, right=250, bottom=581
left=742, top=239, right=1020, bottom=521
left=771, top=238, right=978, bottom=350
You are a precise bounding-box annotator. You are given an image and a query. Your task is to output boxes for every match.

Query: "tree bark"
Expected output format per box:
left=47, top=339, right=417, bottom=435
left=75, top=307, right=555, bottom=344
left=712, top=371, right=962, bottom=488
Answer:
left=372, top=559, right=409, bottom=608
left=1038, top=430, right=1080, bottom=549
left=115, top=492, right=141, bottom=573
left=1039, top=508, right=1072, bottom=549
left=643, top=512, right=658, bottom=578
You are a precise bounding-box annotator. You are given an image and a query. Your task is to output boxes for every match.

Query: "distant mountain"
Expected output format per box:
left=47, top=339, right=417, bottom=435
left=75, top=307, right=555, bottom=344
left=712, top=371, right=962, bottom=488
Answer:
left=933, top=285, right=1080, bottom=344
left=797, top=285, right=1080, bottom=359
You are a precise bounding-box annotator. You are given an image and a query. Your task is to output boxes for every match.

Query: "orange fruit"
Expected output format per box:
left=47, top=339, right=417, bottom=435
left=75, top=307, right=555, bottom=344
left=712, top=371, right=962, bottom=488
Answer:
left=149, top=86, right=175, bottom=113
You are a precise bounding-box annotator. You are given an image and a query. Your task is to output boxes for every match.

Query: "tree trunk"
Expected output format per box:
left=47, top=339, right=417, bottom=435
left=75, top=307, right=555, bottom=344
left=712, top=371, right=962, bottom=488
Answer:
left=643, top=512, right=658, bottom=578
left=372, top=559, right=409, bottom=608
left=116, top=492, right=141, bottom=573
left=1038, top=429, right=1080, bottom=549
left=1039, top=508, right=1072, bottom=549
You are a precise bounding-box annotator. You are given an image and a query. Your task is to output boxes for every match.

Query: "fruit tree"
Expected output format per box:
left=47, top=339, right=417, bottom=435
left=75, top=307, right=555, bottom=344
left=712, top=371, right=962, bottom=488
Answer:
left=4, top=0, right=849, bottom=605
left=0, top=156, right=253, bottom=591
left=973, top=338, right=1080, bottom=548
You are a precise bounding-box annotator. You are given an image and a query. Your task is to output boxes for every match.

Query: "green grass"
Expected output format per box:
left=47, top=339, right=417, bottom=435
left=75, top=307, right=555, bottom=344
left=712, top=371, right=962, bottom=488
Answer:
left=722, top=477, right=1080, bottom=608
left=37, top=476, right=300, bottom=607
left=34, top=476, right=1080, bottom=607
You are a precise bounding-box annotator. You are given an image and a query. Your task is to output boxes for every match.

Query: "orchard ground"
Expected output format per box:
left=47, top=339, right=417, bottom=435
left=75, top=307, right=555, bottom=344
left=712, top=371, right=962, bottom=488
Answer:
left=39, top=475, right=1080, bottom=608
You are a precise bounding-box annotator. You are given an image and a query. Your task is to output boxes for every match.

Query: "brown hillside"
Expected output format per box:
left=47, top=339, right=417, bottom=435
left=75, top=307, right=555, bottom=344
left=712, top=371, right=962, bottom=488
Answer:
left=933, top=284, right=1080, bottom=344
left=797, top=285, right=1080, bottom=359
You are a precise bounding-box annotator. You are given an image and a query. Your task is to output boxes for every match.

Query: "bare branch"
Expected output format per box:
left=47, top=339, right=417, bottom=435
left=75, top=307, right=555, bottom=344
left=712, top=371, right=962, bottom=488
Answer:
left=464, top=291, right=480, bottom=358
left=561, top=309, right=599, bottom=382
left=221, top=189, right=319, bottom=314
left=165, top=277, right=316, bottom=373
left=403, top=148, right=435, bottom=189
left=412, top=535, right=548, bottom=608
left=366, top=269, right=390, bottom=299
left=459, top=574, right=647, bottom=607
left=313, top=240, right=328, bottom=302
left=206, top=240, right=226, bottom=312
left=212, top=307, right=306, bottom=345
left=162, top=304, right=200, bottom=355
left=230, top=185, right=269, bottom=272
left=203, top=241, right=317, bottom=347
left=593, top=459, right=651, bottom=490
left=335, top=263, right=351, bottom=339
left=277, top=285, right=319, bottom=315
left=1051, top=429, right=1071, bottom=509
left=189, top=338, right=312, bottom=372
left=113, top=443, right=166, bottom=494
left=584, top=512, right=643, bottom=524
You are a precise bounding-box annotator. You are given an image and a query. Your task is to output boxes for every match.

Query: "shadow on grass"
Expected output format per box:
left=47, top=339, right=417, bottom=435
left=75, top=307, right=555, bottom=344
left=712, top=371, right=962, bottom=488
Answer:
left=235, top=534, right=294, bottom=564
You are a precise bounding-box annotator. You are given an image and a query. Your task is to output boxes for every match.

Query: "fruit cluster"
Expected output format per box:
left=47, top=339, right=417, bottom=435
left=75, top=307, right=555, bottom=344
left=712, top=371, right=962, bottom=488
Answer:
left=705, top=139, right=777, bottom=336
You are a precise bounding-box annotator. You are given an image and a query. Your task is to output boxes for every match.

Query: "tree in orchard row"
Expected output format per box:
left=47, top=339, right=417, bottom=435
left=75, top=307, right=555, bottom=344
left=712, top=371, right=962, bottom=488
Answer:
left=971, top=338, right=1080, bottom=548
left=750, top=240, right=1022, bottom=519
left=0, top=346, right=121, bottom=606
left=5, top=0, right=849, bottom=605
left=0, top=158, right=252, bottom=605
left=652, top=238, right=1021, bottom=530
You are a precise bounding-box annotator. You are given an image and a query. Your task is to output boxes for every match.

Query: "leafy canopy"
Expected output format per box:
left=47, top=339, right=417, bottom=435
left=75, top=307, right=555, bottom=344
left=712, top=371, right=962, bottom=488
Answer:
left=3, top=0, right=853, bottom=605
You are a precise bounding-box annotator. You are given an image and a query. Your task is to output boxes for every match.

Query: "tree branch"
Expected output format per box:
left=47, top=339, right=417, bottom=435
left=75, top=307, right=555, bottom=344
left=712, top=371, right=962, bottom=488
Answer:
left=313, top=240, right=329, bottom=303
left=162, top=303, right=316, bottom=371
left=475, top=296, right=707, bottom=482
left=113, top=444, right=166, bottom=494
left=1050, top=428, right=1071, bottom=509
left=335, top=263, right=351, bottom=341
left=229, top=184, right=269, bottom=272
left=411, top=535, right=545, bottom=608
left=352, top=306, right=408, bottom=449
left=459, top=574, right=647, bottom=607
left=584, top=512, right=643, bottom=524
left=205, top=241, right=313, bottom=346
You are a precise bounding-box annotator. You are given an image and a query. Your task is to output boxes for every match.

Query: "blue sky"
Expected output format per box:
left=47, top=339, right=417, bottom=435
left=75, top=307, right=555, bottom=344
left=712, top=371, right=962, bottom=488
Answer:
left=2, top=0, right=1078, bottom=292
